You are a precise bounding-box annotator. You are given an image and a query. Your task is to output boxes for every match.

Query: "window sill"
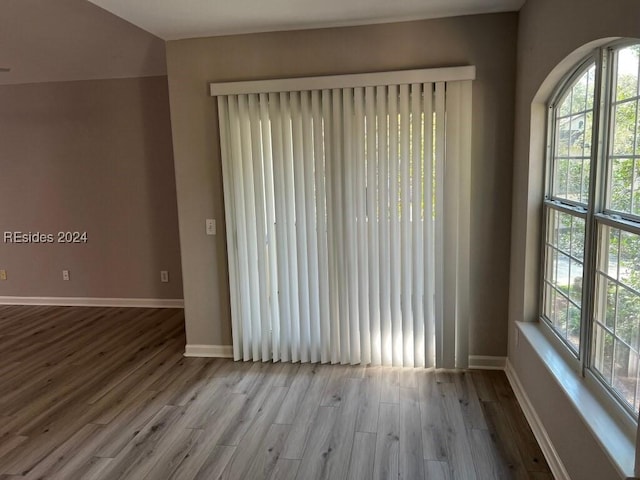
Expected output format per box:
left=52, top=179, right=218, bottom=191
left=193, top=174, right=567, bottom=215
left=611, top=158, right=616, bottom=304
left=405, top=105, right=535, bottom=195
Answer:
left=515, top=321, right=636, bottom=479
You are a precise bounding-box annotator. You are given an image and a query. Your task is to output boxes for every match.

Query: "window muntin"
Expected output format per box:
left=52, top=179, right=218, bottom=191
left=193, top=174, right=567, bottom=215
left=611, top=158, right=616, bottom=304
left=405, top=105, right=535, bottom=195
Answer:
left=543, top=42, right=640, bottom=419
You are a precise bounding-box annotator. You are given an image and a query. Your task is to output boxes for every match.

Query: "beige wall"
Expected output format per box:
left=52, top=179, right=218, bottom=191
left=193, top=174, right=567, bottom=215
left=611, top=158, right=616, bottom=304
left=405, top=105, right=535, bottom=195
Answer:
left=509, top=0, right=640, bottom=478
left=166, top=13, right=518, bottom=350
left=0, top=76, right=183, bottom=300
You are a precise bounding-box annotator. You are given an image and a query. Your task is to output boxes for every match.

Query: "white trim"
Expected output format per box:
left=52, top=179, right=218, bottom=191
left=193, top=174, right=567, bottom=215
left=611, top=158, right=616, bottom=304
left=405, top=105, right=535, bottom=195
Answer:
left=184, top=344, right=234, bottom=358
left=210, top=66, right=476, bottom=96
left=505, top=358, right=571, bottom=480
left=0, top=296, right=184, bottom=308
left=467, top=355, right=506, bottom=370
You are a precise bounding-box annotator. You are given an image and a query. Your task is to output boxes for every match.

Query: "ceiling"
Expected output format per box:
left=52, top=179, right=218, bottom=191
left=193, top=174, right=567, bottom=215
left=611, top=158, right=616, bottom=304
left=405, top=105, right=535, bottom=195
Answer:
left=87, top=0, right=526, bottom=40
left=0, top=0, right=525, bottom=85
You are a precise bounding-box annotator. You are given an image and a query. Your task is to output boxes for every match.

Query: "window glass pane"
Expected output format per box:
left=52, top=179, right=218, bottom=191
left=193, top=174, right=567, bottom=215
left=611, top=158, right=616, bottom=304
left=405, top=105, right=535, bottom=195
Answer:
left=610, top=157, right=633, bottom=213
left=542, top=207, right=584, bottom=352
left=593, top=325, right=614, bottom=383
left=569, top=260, right=583, bottom=305
left=609, top=46, right=640, bottom=216
left=552, top=64, right=595, bottom=205
left=617, top=286, right=640, bottom=346
left=557, top=90, right=571, bottom=116
left=553, top=158, right=568, bottom=198
left=615, top=45, right=639, bottom=103
left=620, top=230, right=640, bottom=291
left=612, top=102, right=637, bottom=156
left=567, top=303, right=581, bottom=351
left=571, top=216, right=585, bottom=261
left=593, top=224, right=640, bottom=414
left=613, top=340, right=638, bottom=410
left=607, top=227, right=620, bottom=279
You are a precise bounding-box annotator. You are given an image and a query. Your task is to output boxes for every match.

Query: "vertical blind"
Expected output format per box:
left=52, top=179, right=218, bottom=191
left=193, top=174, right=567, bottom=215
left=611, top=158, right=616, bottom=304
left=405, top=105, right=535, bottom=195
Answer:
left=215, top=74, right=472, bottom=368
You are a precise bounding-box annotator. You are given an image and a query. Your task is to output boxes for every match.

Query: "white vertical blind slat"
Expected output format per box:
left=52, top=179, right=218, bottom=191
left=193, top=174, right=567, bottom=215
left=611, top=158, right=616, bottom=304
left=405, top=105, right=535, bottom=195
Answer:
left=228, top=96, right=253, bottom=360
left=452, top=81, right=472, bottom=368
left=270, top=92, right=292, bottom=362
left=422, top=83, right=435, bottom=368
left=301, top=91, right=322, bottom=363
left=411, top=83, right=425, bottom=368
left=248, top=94, right=270, bottom=361
left=343, top=88, right=361, bottom=364
left=312, top=91, right=331, bottom=363
left=217, top=98, right=243, bottom=361
left=399, top=84, right=413, bottom=367
left=354, top=87, right=371, bottom=365
left=323, top=90, right=341, bottom=364
left=281, top=93, right=301, bottom=362
left=376, top=86, right=392, bottom=366
left=365, top=86, right=380, bottom=366
left=388, top=85, right=402, bottom=367
left=434, top=82, right=446, bottom=368
left=332, top=89, right=350, bottom=364
left=442, top=82, right=460, bottom=369
left=291, top=92, right=311, bottom=363
left=259, top=93, right=279, bottom=362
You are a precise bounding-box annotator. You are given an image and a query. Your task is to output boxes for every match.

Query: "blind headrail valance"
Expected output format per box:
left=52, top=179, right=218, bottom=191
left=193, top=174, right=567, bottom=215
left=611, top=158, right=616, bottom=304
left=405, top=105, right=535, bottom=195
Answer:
left=209, top=66, right=475, bottom=96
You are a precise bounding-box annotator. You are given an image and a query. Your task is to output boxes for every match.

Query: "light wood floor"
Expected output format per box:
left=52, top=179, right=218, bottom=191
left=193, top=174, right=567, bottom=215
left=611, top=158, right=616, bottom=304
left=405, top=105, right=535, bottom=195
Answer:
left=0, top=305, right=553, bottom=479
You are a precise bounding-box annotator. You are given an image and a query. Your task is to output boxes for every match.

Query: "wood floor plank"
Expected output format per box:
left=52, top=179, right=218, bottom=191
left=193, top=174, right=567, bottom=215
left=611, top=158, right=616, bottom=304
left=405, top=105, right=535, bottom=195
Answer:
left=490, top=371, right=551, bottom=474
left=275, top=364, right=314, bottom=425
left=347, top=431, right=376, bottom=480
left=418, top=370, right=447, bottom=462
left=0, top=435, right=28, bottom=459
left=319, top=365, right=349, bottom=407
left=91, top=389, right=172, bottom=458
left=399, top=386, right=424, bottom=480
left=280, top=365, right=332, bottom=459
left=166, top=395, right=245, bottom=480
left=191, top=445, right=236, bottom=480
left=241, top=423, right=290, bottom=480
left=140, top=427, right=202, bottom=480
left=424, top=460, right=451, bottom=480
left=268, top=458, right=299, bottom=480
left=439, top=382, right=478, bottom=480
left=479, top=399, right=530, bottom=480
left=294, top=406, right=339, bottom=480
left=95, top=405, right=184, bottom=480
left=379, top=367, right=400, bottom=404
left=373, top=402, right=399, bottom=480
left=453, top=371, right=488, bottom=430
left=468, top=427, right=512, bottom=480
left=355, top=366, right=381, bottom=434
left=23, top=423, right=104, bottom=480
left=220, top=386, right=288, bottom=480
left=50, top=456, right=111, bottom=480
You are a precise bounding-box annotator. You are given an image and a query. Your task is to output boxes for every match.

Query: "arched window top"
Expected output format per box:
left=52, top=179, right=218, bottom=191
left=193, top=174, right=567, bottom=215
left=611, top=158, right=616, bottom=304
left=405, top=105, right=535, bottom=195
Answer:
left=547, top=59, right=597, bottom=206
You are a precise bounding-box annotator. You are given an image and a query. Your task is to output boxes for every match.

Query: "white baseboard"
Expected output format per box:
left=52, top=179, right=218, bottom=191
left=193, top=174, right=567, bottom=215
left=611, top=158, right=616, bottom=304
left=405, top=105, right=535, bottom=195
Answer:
left=505, top=359, right=571, bottom=480
left=468, top=355, right=506, bottom=370
left=0, top=296, right=184, bottom=308
left=184, top=344, right=233, bottom=358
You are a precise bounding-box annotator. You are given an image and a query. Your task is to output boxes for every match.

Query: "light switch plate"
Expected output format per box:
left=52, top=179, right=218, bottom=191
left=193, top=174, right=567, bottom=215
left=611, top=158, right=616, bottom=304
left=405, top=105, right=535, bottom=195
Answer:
left=206, top=219, right=216, bottom=235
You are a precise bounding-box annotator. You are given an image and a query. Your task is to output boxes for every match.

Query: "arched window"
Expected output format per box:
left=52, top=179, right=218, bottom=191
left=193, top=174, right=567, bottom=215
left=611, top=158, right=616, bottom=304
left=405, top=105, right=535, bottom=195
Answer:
left=542, top=41, right=640, bottom=417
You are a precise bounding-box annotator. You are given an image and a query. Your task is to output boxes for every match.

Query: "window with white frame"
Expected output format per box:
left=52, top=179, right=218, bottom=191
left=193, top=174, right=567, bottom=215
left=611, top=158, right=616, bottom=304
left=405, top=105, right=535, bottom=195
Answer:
left=542, top=41, right=640, bottom=417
